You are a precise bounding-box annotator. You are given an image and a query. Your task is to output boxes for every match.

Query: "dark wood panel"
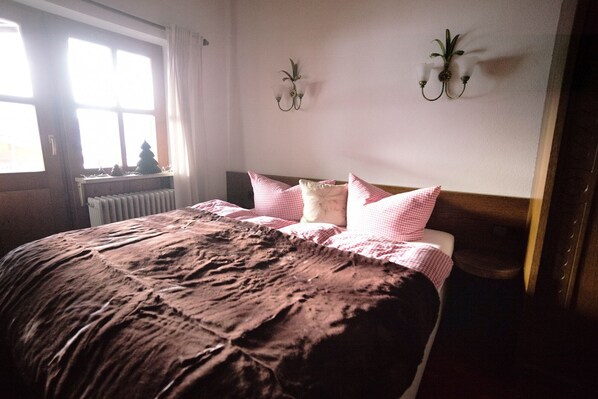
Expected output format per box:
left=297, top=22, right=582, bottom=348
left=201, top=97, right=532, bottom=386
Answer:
left=524, top=0, right=584, bottom=295
left=226, top=171, right=530, bottom=260
left=519, top=0, right=598, bottom=394
left=575, top=190, right=598, bottom=321
left=534, top=0, right=598, bottom=308
left=0, top=189, right=56, bottom=257
left=0, top=172, right=48, bottom=192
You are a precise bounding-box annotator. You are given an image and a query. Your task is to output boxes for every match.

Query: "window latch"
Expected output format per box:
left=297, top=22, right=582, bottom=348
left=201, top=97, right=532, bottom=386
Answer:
left=49, top=135, right=57, bottom=156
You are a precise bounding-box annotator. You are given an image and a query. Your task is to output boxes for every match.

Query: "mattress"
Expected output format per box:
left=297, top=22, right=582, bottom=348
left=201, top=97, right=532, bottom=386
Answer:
left=401, top=228, right=454, bottom=399
left=419, top=228, right=455, bottom=259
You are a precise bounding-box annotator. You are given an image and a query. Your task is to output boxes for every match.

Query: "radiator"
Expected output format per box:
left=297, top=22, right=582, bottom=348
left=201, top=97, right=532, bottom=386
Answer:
left=88, top=189, right=176, bottom=227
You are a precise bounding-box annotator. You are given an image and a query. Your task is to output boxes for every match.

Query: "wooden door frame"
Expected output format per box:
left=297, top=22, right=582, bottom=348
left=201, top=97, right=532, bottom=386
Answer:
left=0, top=1, right=72, bottom=256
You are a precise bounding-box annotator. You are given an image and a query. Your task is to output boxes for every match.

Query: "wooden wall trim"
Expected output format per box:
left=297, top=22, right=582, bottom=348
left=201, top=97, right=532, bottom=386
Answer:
left=226, top=171, right=530, bottom=260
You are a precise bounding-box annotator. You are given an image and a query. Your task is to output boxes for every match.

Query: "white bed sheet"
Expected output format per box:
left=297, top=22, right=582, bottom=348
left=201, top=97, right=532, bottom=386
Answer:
left=400, top=228, right=454, bottom=399
left=419, top=228, right=455, bottom=258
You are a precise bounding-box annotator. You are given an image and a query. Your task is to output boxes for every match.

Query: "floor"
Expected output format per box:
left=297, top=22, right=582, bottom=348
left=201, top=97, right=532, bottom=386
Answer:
left=416, top=268, right=592, bottom=399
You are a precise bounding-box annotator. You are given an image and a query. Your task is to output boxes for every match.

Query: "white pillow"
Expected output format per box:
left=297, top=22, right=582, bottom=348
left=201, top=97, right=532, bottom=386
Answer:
left=299, top=179, right=348, bottom=226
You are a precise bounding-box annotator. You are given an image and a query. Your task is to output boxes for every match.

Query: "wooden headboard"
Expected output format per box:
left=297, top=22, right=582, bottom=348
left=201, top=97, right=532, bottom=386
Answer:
left=226, top=171, right=530, bottom=259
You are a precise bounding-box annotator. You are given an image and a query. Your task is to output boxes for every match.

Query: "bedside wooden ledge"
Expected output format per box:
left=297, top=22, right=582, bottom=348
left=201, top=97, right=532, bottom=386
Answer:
left=454, top=249, right=522, bottom=280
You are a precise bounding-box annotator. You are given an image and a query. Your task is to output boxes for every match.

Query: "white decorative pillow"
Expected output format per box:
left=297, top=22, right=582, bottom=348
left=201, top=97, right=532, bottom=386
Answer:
left=299, top=179, right=348, bottom=226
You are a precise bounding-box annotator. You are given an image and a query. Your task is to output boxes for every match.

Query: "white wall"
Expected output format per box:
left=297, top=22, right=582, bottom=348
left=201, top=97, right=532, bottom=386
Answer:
left=229, top=0, right=563, bottom=197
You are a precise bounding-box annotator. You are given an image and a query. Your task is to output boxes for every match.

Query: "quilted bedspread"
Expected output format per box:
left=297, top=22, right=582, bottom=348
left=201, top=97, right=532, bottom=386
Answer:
left=0, top=208, right=439, bottom=399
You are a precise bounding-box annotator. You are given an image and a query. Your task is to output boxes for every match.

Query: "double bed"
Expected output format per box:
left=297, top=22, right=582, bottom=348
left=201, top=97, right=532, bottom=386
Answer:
left=0, top=171, right=456, bottom=398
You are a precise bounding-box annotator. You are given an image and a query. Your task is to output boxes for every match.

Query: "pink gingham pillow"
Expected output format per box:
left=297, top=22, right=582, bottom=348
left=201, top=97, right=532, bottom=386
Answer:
left=346, top=173, right=441, bottom=241
left=248, top=171, right=334, bottom=221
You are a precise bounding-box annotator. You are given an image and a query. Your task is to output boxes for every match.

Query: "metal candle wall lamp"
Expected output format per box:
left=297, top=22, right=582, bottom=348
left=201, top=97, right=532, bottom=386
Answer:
left=417, top=29, right=477, bottom=101
left=273, top=59, right=305, bottom=111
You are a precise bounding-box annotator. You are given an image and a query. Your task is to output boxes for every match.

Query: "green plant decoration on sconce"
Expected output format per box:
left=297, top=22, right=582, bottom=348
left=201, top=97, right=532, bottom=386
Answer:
left=417, top=29, right=477, bottom=101
left=273, top=58, right=306, bottom=111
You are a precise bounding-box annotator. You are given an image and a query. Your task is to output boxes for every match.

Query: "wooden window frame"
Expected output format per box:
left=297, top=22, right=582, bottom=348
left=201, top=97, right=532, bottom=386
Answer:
left=51, top=19, right=168, bottom=175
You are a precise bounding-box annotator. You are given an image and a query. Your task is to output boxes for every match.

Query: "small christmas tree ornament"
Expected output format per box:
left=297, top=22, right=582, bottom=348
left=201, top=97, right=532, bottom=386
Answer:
left=135, top=141, right=162, bottom=174
left=110, top=164, right=123, bottom=176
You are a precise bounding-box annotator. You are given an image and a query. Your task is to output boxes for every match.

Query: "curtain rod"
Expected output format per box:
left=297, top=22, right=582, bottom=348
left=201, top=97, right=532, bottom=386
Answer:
left=81, top=0, right=209, bottom=46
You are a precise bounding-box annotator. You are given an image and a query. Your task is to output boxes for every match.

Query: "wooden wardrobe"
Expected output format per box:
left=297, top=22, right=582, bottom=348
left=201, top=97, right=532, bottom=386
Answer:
left=522, top=0, right=598, bottom=394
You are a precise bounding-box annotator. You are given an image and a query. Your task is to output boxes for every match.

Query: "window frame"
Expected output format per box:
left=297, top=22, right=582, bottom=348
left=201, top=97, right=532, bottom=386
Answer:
left=0, top=18, right=46, bottom=175
left=52, top=19, right=168, bottom=174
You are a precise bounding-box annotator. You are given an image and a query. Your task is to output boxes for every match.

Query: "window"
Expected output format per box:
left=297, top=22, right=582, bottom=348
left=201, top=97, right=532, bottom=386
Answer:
left=0, top=19, right=45, bottom=174
left=67, top=37, right=163, bottom=171
left=0, top=12, right=167, bottom=177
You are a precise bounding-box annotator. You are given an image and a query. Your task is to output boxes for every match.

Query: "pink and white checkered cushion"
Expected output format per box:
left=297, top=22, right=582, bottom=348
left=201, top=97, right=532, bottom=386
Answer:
left=346, top=173, right=441, bottom=241
left=249, top=171, right=334, bottom=221
left=322, top=231, right=453, bottom=289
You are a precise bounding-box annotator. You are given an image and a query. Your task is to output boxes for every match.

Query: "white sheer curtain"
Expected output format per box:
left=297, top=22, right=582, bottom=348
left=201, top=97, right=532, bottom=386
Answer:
left=166, top=25, right=208, bottom=208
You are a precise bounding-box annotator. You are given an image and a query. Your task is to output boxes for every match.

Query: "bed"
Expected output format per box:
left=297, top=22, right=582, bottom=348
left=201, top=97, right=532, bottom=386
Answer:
left=0, top=172, right=456, bottom=398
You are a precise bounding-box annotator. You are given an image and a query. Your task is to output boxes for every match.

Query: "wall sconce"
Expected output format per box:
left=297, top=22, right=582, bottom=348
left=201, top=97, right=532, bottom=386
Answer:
left=273, top=59, right=305, bottom=111
left=417, top=29, right=476, bottom=101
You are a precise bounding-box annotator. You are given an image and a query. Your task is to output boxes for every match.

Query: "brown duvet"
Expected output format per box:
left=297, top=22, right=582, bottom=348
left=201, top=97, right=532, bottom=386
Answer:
left=0, top=209, right=439, bottom=399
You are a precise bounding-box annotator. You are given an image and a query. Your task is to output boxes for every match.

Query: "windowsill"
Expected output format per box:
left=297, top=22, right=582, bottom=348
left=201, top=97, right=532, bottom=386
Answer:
left=75, top=171, right=174, bottom=205
left=75, top=171, right=173, bottom=184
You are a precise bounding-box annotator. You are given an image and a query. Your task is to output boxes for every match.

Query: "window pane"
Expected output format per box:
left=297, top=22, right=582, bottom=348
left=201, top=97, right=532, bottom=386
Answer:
left=0, top=19, right=33, bottom=97
left=68, top=38, right=116, bottom=107
left=117, top=50, right=155, bottom=110
left=76, top=109, right=121, bottom=169
left=123, top=113, right=157, bottom=167
left=0, top=102, right=44, bottom=173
